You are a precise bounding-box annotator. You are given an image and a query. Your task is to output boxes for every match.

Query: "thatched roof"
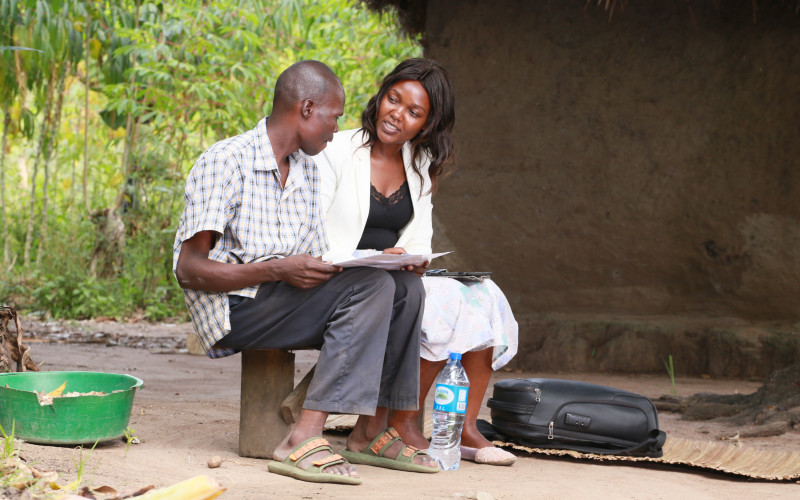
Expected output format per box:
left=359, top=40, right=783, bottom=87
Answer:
left=359, top=0, right=427, bottom=36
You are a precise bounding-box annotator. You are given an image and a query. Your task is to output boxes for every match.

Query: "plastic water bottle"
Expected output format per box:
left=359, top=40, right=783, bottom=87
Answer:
left=428, top=352, right=470, bottom=470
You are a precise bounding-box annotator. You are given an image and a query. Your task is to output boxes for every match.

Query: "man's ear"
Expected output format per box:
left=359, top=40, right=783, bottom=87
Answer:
left=301, top=99, right=313, bottom=119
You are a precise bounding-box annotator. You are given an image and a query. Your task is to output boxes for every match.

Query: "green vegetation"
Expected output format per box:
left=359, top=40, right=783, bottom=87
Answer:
left=1, top=423, right=114, bottom=498
left=0, top=421, right=15, bottom=460
left=123, top=425, right=138, bottom=453
left=663, top=354, right=677, bottom=395
left=0, top=422, right=53, bottom=498
left=69, top=441, right=99, bottom=491
left=0, top=0, right=420, bottom=320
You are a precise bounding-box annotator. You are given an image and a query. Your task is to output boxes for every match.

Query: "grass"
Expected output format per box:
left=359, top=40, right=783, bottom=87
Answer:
left=0, top=421, right=52, bottom=498
left=0, top=421, right=99, bottom=499
left=663, top=354, right=677, bottom=396
left=0, top=422, right=15, bottom=460
left=123, top=426, right=138, bottom=454
left=67, top=441, right=99, bottom=491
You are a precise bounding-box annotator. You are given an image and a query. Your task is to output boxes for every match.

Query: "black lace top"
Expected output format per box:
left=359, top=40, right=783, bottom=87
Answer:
left=356, top=181, right=414, bottom=251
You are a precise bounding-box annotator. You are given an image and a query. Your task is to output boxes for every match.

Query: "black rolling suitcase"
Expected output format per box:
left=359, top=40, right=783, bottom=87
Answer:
left=482, top=378, right=667, bottom=457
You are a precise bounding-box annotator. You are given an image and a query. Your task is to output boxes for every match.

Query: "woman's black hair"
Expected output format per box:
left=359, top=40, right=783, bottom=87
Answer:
left=359, top=58, right=455, bottom=194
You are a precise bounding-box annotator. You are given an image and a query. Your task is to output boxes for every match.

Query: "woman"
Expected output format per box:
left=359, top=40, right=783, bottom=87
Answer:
left=316, top=58, right=518, bottom=466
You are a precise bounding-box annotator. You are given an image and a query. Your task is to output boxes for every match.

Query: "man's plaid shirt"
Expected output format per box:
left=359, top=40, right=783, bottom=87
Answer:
left=172, top=117, right=329, bottom=358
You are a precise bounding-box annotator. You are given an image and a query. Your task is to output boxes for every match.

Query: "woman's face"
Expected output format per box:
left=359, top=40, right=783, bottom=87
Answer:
left=376, top=79, right=430, bottom=146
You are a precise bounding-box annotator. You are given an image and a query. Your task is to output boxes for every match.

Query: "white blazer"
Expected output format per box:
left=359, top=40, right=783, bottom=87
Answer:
left=314, top=128, right=434, bottom=263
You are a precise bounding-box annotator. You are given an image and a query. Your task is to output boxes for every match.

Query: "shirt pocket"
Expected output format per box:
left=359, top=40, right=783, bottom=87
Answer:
left=293, top=220, right=318, bottom=255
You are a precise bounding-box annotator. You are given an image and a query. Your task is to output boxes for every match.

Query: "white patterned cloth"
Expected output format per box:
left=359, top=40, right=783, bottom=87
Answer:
left=420, top=276, right=518, bottom=370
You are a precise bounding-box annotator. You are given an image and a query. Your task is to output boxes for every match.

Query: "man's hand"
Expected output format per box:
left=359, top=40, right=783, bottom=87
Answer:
left=175, top=231, right=341, bottom=292
left=271, top=254, right=342, bottom=289
left=382, top=247, right=407, bottom=255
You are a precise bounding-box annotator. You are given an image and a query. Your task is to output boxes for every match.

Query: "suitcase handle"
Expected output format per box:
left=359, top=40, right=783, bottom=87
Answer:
left=487, top=397, right=537, bottom=414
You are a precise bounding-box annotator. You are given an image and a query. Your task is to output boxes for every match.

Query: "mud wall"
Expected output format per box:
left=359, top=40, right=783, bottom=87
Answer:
left=424, top=1, right=800, bottom=322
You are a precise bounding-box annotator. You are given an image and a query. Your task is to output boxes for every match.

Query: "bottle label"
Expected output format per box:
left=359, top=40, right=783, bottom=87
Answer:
left=433, top=383, right=468, bottom=414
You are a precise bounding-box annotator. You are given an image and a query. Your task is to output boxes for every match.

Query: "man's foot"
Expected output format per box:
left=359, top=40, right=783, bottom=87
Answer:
left=344, top=427, right=439, bottom=472
left=272, top=433, right=359, bottom=481
left=388, top=411, right=431, bottom=450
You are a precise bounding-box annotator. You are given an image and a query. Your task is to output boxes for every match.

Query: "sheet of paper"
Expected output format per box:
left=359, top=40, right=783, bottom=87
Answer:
left=334, top=251, right=452, bottom=270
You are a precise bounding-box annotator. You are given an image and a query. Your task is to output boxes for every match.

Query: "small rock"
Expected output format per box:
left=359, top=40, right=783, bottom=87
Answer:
left=207, top=456, right=223, bottom=468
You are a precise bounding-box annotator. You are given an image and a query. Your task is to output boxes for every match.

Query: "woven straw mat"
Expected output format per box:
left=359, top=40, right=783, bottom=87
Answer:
left=323, top=415, right=800, bottom=481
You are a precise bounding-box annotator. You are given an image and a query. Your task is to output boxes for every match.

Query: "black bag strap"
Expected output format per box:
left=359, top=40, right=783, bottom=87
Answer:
left=486, top=397, right=537, bottom=414
left=608, top=428, right=667, bottom=457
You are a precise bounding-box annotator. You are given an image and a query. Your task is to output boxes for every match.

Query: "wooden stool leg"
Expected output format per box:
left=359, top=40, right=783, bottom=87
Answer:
left=239, top=349, right=294, bottom=459
left=417, top=405, right=427, bottom=437
left=281, top=364, right=315, bottom=425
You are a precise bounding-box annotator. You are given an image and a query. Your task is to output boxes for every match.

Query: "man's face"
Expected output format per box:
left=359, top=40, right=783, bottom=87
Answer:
left=298, top=87, right=345, bottom=156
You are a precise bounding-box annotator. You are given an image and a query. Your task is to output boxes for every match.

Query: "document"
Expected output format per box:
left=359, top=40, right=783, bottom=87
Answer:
left=334, top=251, right=452, bottom=270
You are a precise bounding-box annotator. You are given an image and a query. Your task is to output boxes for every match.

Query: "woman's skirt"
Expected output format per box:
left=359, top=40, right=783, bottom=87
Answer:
left=420, top=277, right=518, bottom=370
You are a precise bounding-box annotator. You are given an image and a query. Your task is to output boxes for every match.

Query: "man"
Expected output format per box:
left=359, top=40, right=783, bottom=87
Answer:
left=172, top=60, right=437, bottom=485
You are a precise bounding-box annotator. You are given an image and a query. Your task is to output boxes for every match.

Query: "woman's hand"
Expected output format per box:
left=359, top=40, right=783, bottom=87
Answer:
left=402, top=259, right=429, bottom=277
left=382, top=247, right=426, bottom=275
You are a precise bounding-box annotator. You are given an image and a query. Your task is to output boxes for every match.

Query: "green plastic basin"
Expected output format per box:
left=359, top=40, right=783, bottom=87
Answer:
left=0, top=371, right=143, bottom=445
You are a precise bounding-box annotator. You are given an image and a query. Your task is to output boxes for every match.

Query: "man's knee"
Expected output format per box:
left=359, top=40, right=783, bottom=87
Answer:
left=340, top=267, right=396, bottom=300
left=390, top=271, right=425, bottom=304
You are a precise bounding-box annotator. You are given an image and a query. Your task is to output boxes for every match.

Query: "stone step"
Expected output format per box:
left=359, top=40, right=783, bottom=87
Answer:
left=513, top=313, right=800, bottom=379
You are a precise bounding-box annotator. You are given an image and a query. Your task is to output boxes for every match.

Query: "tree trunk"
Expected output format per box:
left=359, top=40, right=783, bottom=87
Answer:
left=23, top=68, right=57, bottom=268
left=83, top=6, right=91, bottom=214
left=114, top=0, right=140, bottom=213
left=1, top=106, right=10, bottom=267
left=36, top=62, right=68, bottom=268
left=69, top=87, right=79, bottom=211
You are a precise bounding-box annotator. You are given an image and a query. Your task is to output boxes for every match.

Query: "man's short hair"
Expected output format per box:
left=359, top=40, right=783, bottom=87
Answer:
left=273, top=60, right=341, bottom=110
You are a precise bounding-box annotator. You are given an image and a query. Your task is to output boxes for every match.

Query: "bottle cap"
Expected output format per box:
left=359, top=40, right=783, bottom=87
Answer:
left=449, top=352, right=462, bottom=361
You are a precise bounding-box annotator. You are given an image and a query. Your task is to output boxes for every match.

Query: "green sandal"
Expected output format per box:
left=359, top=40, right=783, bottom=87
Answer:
left=340, top=428, right=440, bottom=473
left=268, top=437, right=362, bottom=485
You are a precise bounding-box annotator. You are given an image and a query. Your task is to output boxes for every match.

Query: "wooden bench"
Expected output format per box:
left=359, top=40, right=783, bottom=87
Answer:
left=238, top=349, right=314, bottom=459
left=238, top=348, right=425, bottom=459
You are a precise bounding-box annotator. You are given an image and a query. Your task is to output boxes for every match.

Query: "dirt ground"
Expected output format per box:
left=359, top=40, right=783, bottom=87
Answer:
left=10, top=319, right=800, bottom=499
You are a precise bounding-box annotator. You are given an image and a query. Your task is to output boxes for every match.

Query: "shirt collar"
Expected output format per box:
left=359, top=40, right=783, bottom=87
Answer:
left=254, top=116, right=310, bottom=173
left=254, top=116, right=278, bottom=172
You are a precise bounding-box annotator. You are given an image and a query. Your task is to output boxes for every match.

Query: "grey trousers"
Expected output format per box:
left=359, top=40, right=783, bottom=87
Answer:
left=219, top=267, right=424, bottom=415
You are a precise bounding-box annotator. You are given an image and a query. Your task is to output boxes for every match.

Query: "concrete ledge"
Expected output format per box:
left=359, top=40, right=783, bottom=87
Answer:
left=511, top=313, right=800, bottom=380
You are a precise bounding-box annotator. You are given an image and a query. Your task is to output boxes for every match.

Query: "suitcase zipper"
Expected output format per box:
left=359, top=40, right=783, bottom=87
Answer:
left=548, top=421, right=553, bottom=439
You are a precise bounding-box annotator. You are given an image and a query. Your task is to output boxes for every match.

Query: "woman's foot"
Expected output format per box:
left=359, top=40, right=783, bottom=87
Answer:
left=458, top=417, right=516, bottom=465
left=461, top=445, right=516, bottom=466
left=460, top=417, right=496, bottom=451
